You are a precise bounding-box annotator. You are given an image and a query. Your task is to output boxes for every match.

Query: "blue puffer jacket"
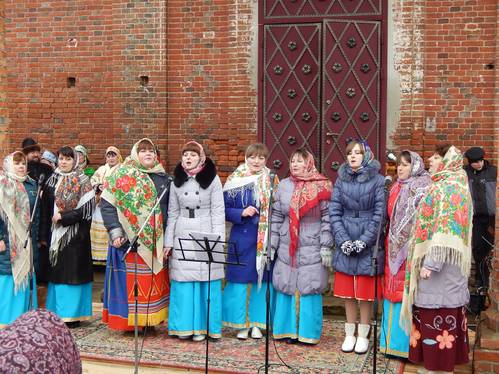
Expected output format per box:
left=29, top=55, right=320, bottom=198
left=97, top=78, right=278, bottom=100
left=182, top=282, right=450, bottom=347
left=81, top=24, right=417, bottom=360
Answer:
left=0, top=178, right=40, bottom=275
left=329, top=160, right=386, bottom=276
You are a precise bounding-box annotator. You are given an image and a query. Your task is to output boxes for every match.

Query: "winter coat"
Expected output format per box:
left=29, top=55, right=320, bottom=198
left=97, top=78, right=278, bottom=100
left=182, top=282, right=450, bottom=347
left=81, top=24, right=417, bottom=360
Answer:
left=27, top=161, right=53, bottom=185
left=165, top=158, right=225, bottom=282
left=464, top=160, right=496, bottom=218
left=100, top=172, right=170, bottom=245
left=0, top=179, right=40, bottom=275
left=330, top=160, right=386, bottom=276
left=39, top=174, right=93, bottom=285
left=414, top=258, right=469, bottom=309
left=224, top=186, right=272, bottom=284
left=270, top=178, right=333, bottom=296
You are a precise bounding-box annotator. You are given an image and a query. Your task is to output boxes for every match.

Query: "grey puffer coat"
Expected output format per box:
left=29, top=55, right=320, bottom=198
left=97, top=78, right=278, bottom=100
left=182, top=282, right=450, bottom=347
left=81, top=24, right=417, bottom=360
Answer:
left=270, top=178, right=334, bottom=296
left=414, top=258, right=469, bottom=308
left=165, top=159, right=225, bottom=282
left=330, top=160, right=386, bottom=276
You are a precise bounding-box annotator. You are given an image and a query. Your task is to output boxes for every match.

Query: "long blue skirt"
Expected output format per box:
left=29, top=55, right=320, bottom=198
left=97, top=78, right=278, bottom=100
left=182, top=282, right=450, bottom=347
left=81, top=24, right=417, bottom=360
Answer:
left=273, top=291, right=323, bottom=344
left=46, top=282, right=92, bottom=322
left=380, top=299, right=409, bottom=358
left=222, top=281, right=274, bottom=329
left=168, top=280, right=222, bottom=338
left=0, top=274, right=38, bottom=327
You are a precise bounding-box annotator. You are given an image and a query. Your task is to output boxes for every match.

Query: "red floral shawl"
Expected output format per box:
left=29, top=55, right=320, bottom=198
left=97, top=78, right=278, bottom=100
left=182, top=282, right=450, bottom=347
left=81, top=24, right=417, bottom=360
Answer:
left=288, top=152, right=332, bottom=263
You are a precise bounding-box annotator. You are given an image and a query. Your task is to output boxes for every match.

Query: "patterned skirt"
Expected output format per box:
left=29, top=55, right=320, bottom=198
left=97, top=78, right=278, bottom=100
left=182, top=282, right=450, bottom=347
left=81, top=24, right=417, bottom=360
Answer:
left=90, top=206, right=109, bottom=263
left=409, top=306, right=469, bottom=371
left=102, top=246, right=169, bottom=330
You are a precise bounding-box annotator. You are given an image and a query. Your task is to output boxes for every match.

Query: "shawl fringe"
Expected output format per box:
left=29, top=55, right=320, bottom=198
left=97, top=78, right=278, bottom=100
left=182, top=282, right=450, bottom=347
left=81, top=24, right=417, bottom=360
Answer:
left=49, top=191, right=95, bottom=266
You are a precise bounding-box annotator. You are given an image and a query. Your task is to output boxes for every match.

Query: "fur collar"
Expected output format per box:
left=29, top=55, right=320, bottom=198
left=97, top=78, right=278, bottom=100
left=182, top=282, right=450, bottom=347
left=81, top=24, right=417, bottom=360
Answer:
left=338, top=159, right=381, bottom=183
left=173, top=157, right=217, bottom=189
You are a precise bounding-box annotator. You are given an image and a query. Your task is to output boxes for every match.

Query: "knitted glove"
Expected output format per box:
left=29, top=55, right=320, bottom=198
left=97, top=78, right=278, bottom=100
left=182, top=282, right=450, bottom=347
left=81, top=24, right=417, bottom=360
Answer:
left=353, top=240, right=367, bottom=253
left=340, top=240, right=355, bottom=256
left=320, top=247, right=333, bottom=268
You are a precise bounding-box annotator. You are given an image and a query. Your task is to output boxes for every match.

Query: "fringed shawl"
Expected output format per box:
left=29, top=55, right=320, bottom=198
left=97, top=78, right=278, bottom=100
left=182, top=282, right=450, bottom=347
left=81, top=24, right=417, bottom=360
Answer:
left=388, top=151, right=432, bottom=275
left=0, top=152, right=32, bottom=292
left=400, top=146, right=473, bottom=332
left=101, top=138, right=166, bottom=274
left=223, top=161, right=275, bottom=286
left=47, top=154, right=95, bottom=266
left=289, top=151, right=332, bottom=264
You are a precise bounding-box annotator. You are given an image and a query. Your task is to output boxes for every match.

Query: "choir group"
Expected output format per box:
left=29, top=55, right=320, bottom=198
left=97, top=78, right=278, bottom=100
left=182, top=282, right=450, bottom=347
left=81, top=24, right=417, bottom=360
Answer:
left=0, top=137, right=487, bottom=373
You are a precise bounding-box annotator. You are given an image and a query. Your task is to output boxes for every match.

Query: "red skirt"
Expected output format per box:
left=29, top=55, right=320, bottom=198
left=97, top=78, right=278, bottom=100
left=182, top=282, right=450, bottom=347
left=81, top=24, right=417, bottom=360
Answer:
left=409, top=306, right=469, bottom=371
left=333, top=271, right=383, bottom=301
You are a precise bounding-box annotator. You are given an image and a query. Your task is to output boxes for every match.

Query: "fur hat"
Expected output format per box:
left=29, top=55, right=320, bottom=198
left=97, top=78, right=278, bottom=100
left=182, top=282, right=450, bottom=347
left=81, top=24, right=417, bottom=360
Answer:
left=21, top=138, right=41, bottom=154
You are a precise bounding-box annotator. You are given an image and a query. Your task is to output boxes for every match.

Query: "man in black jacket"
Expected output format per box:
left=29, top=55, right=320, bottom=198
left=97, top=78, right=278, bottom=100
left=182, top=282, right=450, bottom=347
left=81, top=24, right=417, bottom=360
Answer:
left=21, top=137, right=53, bottom=182
left=464, top=147, right=496, bottom=307
left=21, top=137, right=54, bottom=284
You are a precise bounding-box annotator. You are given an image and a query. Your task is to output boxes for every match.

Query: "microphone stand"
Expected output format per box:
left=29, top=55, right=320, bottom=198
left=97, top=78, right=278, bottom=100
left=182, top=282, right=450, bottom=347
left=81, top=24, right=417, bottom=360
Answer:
left=370, top=183, right=388, bottom=374
left=24, top=175, right=44, bottom=311
left=264, top=172, right=276, bottom=374
left=122, top=180, right=171, bottom=374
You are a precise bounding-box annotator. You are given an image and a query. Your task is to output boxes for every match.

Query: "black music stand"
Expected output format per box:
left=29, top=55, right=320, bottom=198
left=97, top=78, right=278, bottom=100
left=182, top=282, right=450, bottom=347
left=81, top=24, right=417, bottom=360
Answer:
left=177, top=232, right=243, bottom=374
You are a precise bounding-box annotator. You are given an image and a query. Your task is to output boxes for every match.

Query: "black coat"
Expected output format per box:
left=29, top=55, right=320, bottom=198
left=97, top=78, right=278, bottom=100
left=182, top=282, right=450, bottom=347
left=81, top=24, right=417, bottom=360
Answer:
left=465, top=160, right=497, bottom=217
left=39, top=173, right=94, bottom=285
left=27, top=161, right=53, bottom=183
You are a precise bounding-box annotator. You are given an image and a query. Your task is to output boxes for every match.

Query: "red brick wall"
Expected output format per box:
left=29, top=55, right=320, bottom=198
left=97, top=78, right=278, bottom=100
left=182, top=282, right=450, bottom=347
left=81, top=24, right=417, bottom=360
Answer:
left=392, top=0, right=497, bottom=161
left=166, top=0, right=257, bottom=176
left=3, top=0, right=173, bottom=166
left=2, top=0, right=257, bottom=176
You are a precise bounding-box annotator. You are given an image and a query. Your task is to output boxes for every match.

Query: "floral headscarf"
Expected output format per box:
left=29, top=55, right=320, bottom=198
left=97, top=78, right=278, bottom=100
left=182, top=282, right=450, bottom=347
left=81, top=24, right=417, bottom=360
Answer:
left=387, top=151, right=432, bottom=275
left=360, top=141, right=375, bottom=168
left=90, top=146, right=123, bottom=188
left=181, top=141, right=206, bottom=176
left=223, top=157, right=276, bottom=286
left=101, top=138, right=166, bottom=274
left=400, top=146, right=473, bottom=332
left=47, top=148, right=95, bottom=265
left=0, top=152, right=32, bottom=291
left=288, top=150, right=332, bottom=263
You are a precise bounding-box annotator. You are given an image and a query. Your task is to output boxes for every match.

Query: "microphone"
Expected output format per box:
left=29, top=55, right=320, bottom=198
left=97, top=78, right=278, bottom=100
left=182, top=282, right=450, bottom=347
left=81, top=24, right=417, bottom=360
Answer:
left=38, top=173, right=46, bottom=186
left=387, top=152, right=397, bottom=162
left=384, top=175, right=392, bottom=188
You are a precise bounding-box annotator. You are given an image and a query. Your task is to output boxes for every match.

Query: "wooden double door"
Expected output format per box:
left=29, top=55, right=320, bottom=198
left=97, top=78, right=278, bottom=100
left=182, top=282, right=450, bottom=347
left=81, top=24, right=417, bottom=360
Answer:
left=261, top=6, right=386, bottom=180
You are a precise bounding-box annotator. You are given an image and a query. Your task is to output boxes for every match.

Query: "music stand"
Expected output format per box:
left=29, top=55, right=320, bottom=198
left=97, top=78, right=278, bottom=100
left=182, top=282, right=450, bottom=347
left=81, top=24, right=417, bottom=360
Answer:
left=177, top=232, right=243, bottom=374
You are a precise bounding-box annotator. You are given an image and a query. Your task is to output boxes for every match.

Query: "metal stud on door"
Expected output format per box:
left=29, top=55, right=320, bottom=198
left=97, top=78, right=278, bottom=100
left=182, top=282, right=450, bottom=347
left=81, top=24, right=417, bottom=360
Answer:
left=322, top=20, right=381, bottom=181
left=263, top=24, right=321, bottom=177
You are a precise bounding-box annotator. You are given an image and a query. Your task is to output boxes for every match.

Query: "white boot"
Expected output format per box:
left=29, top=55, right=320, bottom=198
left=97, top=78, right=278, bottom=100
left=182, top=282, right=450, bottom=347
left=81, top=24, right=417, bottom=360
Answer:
left=354, top=323, right=370, bottom=354
left=192, top=334, right=206, bottom=342
left=341, top=323, right=357, bottom=353
left=236, top=328, right=250, bottom=340
left=251, top=326, right=263, bottom=339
